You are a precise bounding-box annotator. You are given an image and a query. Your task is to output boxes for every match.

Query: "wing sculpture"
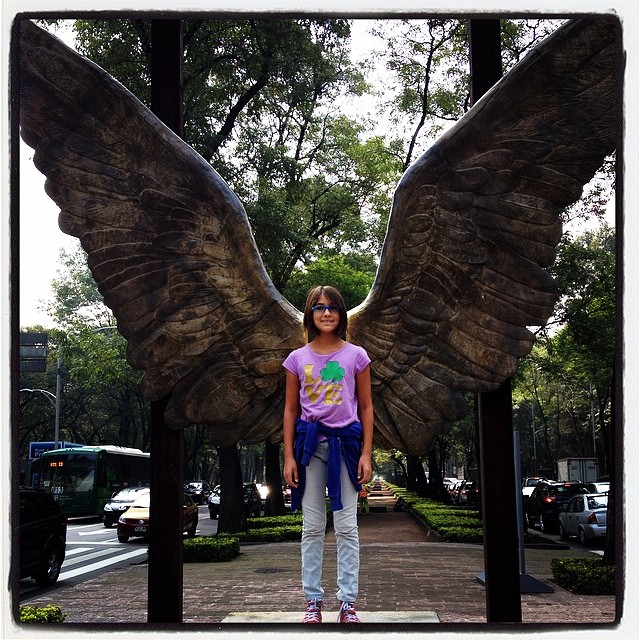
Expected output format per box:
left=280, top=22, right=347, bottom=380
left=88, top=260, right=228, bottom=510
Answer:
left=348, top=17, right=619, bottom=452
left=19, top=18, right=618, bottom=453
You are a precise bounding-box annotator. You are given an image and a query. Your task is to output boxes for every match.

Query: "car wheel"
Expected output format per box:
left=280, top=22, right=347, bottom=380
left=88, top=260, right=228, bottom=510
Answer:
left=118, top=535, right=129, bottom=543
left=187, top=520, right=197, bottom=537
left=559, top=522, right=568, bottom=540
left=34, top=545, right=64, bottom=586
left=103, top=518, right=114, bottom=528
left=578, top=528, right=590, bottom=546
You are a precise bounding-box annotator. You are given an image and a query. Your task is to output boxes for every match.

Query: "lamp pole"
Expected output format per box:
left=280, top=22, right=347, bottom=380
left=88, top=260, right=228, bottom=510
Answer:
left=531, top=402, right=537, bottom=476
left=20, top=387, right=58, bottom=446
left=54, top=325, right=118, bottom=449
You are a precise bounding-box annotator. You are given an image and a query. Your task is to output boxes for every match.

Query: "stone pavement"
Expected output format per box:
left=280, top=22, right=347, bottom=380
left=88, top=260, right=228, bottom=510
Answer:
left=17, top=486, right=619, bottom=630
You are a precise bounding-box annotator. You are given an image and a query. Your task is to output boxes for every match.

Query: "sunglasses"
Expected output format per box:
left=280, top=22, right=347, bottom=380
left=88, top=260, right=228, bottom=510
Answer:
left=311, top=304, right=341, bottom=313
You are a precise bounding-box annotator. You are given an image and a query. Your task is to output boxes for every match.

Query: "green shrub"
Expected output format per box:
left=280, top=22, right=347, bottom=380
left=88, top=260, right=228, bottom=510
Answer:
left=387, top=484, right=484, bottom=543
left=183, top=535, right=240, bottom=562
left=551, top=557, right=615, bottom=595
left=236, top=525, right=302, bottom=542
left=19, top=604, right=67, bottom=623
left=247, top=514, right=303, bottom=529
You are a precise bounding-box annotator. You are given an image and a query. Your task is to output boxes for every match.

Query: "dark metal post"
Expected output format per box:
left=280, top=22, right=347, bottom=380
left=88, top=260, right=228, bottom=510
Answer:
left=147, top=19, right=184, bottom=625
left=469, top=18, right=523, bottom=623
left=477, top=382, right=523, bottom=620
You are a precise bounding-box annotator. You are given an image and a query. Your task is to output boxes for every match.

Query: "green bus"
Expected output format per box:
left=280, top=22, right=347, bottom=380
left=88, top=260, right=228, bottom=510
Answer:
left=31, top=445, right=150, bottom=517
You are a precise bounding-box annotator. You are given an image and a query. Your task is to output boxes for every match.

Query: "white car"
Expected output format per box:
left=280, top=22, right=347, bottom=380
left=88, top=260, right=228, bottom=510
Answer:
left=521, top=477, right=549, bottom=500
left=558, top=493, right=608, bottom=545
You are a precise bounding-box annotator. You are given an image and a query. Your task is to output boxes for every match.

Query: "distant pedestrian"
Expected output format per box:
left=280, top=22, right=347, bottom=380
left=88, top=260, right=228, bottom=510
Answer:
left=358, top=484, right=370, bottom=514
left=283, top=285, right=374, bottom=624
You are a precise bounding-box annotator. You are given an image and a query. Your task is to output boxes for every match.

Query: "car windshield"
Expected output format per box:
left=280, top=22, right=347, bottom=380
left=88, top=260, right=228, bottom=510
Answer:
left=130, top=494, right=151, bottom=508
left=112, top=489, right=148, bottom=503
left=553, top=484, right=586, bottom=495
left=587, top=495, right=608, bottom=509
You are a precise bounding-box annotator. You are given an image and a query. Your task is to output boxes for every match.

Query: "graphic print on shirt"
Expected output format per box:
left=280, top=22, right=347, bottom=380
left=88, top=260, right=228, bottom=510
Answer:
left=304, top=361, right=344, bottom=405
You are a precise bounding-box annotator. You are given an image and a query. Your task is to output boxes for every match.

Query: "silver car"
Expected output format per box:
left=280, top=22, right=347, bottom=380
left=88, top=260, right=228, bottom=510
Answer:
left=558, top=493, right=608, bottom=545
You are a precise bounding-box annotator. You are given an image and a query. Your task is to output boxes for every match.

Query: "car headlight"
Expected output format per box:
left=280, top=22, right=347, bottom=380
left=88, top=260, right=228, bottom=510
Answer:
left=118, top=514, right=126, bottom=523
left=104, top=504, right=113, bottom=511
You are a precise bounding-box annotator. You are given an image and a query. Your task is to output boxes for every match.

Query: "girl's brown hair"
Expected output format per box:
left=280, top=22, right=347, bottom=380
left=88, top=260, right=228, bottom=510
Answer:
left=303, top=285, right=348, bottom=339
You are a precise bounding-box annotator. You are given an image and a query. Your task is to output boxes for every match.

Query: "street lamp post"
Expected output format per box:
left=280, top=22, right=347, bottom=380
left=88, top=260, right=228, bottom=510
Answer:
left=19, top=387, right=58, bottom=446
left=53, top=325, right=118, bottom=449
left=531, top=402, right=537, bottom=476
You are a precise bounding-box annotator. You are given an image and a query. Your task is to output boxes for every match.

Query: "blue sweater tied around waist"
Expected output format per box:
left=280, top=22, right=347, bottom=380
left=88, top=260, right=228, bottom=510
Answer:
left=290, top=418, right=363, bottom=512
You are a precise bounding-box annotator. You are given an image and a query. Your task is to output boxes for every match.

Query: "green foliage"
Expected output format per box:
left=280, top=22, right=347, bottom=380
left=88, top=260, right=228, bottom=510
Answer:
left=217, top=515, right=303, bottom=543
left=247, top=514, right=303, bottom=529
left=551, top=557, right=615, bottom=595
left=19, top=604, right=67, bottom=623
left=236, top=525, right=302, bottom=542
left=182, top=535, right=240, bottom=562
left=386, top=484, right=484, bottom=543
left=283, top=253, right=376, bottom=311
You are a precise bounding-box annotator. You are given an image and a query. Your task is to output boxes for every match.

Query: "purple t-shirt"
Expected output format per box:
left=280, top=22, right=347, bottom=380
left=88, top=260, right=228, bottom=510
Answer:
left=283, top=342, right=371, bottom=428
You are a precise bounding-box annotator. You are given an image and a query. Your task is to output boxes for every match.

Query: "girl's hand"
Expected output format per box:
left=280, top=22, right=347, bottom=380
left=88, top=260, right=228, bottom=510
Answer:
left=284, top=457, right=299, bottom=488
left=357, top=453, right=372, bottom=484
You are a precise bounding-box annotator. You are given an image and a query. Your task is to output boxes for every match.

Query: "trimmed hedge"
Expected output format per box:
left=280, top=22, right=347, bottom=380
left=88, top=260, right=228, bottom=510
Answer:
left=19, top=604, right=67, bottom=623
left=551, top=557, right=615, bottom=595
left=247, top=514, right=303, bottom=529
left=387, top=483, right=484, bottom=543
left=183, top=535, right=240, bottom=562
left=235, top=525, right=302, bottom=542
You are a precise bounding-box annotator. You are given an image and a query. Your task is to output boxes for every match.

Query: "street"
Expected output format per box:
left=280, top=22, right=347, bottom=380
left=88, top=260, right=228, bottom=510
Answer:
left=19, top=504, right=217, bottom=601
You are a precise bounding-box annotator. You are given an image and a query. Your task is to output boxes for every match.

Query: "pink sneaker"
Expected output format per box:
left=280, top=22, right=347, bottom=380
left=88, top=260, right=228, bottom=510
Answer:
left=337, top=601, right=360, bottom=623
left=302, top=599, right=323, bottom=623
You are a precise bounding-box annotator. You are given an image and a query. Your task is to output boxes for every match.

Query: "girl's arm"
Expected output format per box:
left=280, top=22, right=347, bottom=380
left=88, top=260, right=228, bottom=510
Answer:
left=356, top=364, right=374, bottom=483
left=283, top=370, right=301, bottom=487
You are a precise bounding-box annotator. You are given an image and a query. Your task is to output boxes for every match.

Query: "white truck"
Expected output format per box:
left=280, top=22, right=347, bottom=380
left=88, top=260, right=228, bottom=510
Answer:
left=557, top=457, right=599, bottom=483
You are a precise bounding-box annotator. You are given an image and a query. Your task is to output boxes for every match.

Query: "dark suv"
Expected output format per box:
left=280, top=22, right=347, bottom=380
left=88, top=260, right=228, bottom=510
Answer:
left=19, top=487, right=67, bottom=586
left=525, top=481, right=588, bottom=533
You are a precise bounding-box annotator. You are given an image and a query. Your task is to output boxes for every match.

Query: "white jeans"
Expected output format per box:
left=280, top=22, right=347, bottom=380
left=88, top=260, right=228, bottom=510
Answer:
left=300, top=440, right=360, bottom=603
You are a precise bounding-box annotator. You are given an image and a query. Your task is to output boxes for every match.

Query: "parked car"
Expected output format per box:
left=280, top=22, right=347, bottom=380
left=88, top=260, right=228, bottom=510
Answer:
left=103, top=486, right=150, bottom=528
left=207, top=483, right=262, bottom=519
left=526, top=481, right=588, bottom=533
left=19, top=487, right=67, bottom=586
left=256, top=482, right=269, bottom=507
left=117, top=492, right=198, bottom=542
left=521, top=477, right=549, bottom=499
left=455, top=480, right=477, bottom=505
left=183, top=481, right=212, bottom=505
left=244, top=482, right=262, bottom=517
left=585, top=481, right=610, bottom=494
left=447, top=479, right=464, bottom=503
left=558, top=493, right=608, bottom=545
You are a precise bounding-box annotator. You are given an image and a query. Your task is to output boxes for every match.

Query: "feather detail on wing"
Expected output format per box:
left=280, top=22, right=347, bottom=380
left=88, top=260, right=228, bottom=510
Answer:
left=348, top=18, right=618, bottom=454
left=19, top=20, right=304, bottom=445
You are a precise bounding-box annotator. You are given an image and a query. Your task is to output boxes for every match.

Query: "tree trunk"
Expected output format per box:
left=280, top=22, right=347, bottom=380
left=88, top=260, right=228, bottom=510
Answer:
left=265, top=441, right=287, bottom=516
left=427, top=449, right=447, bottom=501
left=407, top=455, right=428, bottom=496
left=216, top=444, right=247, bottom=533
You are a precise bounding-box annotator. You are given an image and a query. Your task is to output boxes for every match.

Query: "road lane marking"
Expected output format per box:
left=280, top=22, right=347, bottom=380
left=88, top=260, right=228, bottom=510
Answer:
left=59, top=548, right=147, bottom=580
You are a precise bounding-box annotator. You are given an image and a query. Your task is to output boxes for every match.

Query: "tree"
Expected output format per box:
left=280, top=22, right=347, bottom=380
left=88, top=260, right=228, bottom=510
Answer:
left=283, top=253, right=376, bottom=311
left=69, top=18, right=389, bottom=291
left=216, top=444, right=247, bottom=533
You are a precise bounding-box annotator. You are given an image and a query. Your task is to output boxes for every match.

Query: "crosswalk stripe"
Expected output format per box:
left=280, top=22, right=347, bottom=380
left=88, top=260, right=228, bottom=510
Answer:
left=59, top=548, right=147, bottom=580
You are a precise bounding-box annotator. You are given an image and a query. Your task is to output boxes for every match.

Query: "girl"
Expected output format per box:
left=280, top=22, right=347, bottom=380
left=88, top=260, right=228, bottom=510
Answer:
left=283, top=285, right=374, bottom=624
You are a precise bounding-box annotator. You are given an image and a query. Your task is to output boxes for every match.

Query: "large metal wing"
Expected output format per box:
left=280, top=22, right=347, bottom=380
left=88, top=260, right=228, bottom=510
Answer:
left=19, top=20, right=304, bottom=445
left=348, top=18, right=618, bottom=454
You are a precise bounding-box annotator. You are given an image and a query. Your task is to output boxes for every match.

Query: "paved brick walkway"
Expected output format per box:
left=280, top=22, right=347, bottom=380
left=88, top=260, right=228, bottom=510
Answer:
left=16, top=487, right=620, bottom=630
